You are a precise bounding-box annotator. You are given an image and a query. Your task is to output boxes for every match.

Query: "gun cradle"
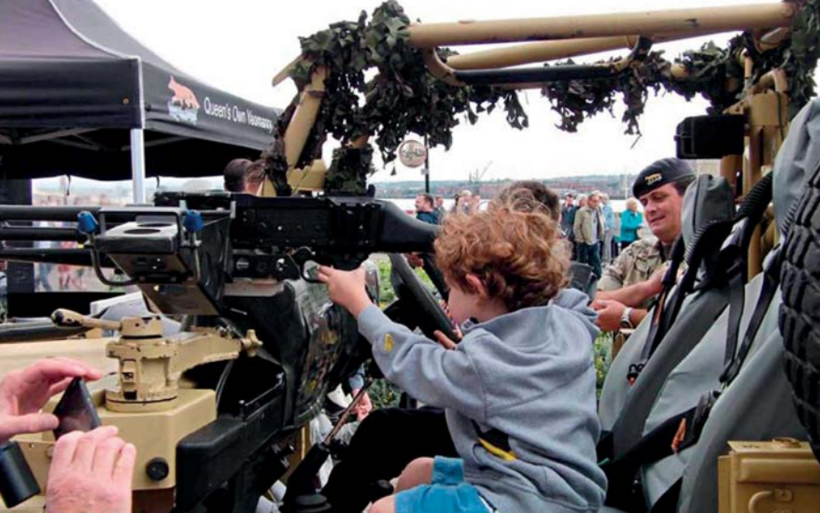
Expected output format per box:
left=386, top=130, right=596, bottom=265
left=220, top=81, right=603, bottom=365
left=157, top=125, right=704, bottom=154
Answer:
left=104, top=316, right=261, bottom=413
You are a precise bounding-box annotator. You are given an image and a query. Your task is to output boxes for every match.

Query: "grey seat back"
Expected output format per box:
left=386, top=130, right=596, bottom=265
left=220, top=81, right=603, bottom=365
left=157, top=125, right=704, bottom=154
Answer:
left=599, top=304, right=656, bottom=430
left=640, top=272, right=780, bottom=506
left=676, top=329, right=807, bottom=513
left=609, top=285, right=731, bottom=457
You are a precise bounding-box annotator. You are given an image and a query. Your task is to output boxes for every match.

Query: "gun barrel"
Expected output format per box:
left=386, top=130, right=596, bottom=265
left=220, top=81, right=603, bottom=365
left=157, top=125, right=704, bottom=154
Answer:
left=377, top=201, right=438, bottom=253
left=0, top=248, right=112, bottom=267
left=0, top=206, right=101, bottom=222
left=0, top=226, right=85, bottom=242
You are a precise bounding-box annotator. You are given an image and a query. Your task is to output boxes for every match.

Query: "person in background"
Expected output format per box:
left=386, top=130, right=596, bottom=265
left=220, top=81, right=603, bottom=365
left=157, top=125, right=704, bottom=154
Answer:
left=577, top=194, right=588, bottom=209
left=601, top=194, right=616, bottom=264
left=560, top=194, right=576, bottom=237
left=223, top=158, right=252, bottom=193
left=414, top=193, right=438, bottom=225
left=409, top=193, right=447, bottom=297
left=468, top=193, right=482, bottom=214
left=618, top=198, right=643, bottom=250
left=433, top=195, right=446, bottom=223
left=243, top=159, right=267, bottom=196
left=495, top=181, right=560, bottom=222
left=452, top=190, right=473, bottom=215
left=560, top=193, right=578, bottom=260
left=573, top=191, right=604, bottom=278
left=611, top=208, right=621, bottom=261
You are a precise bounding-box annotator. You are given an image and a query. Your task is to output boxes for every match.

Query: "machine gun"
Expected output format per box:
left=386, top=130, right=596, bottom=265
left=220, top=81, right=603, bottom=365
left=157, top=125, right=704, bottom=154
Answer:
left=0, top=193, right=437, bottom=513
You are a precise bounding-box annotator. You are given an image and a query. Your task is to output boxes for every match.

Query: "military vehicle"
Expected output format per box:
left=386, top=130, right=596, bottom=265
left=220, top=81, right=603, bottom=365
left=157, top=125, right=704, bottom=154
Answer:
left=1, top=1, right=820, bottom=512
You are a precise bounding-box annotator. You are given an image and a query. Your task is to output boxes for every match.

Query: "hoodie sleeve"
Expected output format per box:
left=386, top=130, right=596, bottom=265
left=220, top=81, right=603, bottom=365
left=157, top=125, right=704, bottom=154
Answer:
left=357, top=305, right=487, bottom=422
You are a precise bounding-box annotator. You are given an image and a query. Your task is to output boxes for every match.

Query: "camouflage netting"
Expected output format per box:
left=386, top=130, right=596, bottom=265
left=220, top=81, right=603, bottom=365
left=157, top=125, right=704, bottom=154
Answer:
left=265, top=0, right=820, bottom=194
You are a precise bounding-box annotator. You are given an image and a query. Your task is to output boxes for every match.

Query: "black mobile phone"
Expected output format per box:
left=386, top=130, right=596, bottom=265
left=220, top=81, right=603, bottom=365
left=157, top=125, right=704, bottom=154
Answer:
left=52, top=377, right=102, bottom=440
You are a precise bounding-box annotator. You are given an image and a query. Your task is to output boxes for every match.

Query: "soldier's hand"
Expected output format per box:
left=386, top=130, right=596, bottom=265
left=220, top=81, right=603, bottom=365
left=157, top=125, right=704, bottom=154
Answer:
left=591, top=299, right=626, bottom=332
left=643, top=264, right=668, bottom=298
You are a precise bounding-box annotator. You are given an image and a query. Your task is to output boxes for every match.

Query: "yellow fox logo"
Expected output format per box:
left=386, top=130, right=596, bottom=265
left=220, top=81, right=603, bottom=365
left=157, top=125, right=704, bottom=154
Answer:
left=168, top=76, right=200, bottom=110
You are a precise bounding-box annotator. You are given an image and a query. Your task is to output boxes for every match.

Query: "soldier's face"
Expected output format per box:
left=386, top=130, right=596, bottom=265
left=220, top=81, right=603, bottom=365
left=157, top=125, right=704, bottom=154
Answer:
left=639, top=183, right=683, bottom=245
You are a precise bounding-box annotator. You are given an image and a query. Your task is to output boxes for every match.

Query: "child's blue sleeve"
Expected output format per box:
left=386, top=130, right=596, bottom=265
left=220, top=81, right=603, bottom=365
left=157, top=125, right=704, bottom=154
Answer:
left=357, top=304, right=487, bottom=422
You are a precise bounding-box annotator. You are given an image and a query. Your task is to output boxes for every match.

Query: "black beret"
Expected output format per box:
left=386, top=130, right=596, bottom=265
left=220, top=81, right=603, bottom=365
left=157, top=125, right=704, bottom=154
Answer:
left=632, top=158, right=695, bottom=198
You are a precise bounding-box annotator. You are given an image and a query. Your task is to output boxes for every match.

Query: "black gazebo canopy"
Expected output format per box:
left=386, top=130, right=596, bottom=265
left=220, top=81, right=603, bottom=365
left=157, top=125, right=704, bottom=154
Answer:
left=0, top=0, right=280, bottom=183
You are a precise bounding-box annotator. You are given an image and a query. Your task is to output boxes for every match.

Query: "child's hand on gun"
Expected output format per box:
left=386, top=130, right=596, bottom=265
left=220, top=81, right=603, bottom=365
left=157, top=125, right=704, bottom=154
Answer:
left=317, top=265, right=372, bottom=317
left=434, top=326, right=462, bottom=350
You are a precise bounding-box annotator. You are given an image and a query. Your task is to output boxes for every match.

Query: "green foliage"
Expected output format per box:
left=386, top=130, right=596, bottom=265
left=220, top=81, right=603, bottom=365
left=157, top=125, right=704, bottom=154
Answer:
left=376, top=257, right=396, bottom=306
left=374, top=256, right=435, bottom=307
left=594, top=333, right=613, bottom=399
left=783, top=0, right=820, bottom=117
left=325, top=146, right=376, bottom=194
left=277, top=0, right=820, bottom=192
left=540, top=19, right=818, bottom=136
left=369, top=378, right=401, bottom=409
left=288, top=1, right=527, bottom=190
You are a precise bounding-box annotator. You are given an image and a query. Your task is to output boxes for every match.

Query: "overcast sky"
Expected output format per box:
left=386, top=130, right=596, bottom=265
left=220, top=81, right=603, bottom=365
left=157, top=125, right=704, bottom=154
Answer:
left=92, top=0, right=809, bottom=183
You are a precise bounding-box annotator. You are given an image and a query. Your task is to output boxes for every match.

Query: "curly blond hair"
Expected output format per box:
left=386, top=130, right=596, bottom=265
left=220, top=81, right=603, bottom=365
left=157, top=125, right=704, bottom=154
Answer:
left=434, top=197, right=569, bottom=311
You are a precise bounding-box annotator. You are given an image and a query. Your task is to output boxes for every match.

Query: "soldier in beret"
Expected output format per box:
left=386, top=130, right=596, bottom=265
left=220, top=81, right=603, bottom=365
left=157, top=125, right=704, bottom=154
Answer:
left=592, top=158, right=695, bottom=331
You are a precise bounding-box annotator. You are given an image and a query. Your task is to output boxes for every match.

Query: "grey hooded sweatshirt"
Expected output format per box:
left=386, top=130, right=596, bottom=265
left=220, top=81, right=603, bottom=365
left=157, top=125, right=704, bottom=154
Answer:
left=357, top=288, right=606, bottom=513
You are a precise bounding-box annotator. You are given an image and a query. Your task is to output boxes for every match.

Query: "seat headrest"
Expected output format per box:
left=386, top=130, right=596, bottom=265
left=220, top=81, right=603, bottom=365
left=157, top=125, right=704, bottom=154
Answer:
left=681, top=174, right=735, bottom=249
left=773, top=98, right=820, bottom=237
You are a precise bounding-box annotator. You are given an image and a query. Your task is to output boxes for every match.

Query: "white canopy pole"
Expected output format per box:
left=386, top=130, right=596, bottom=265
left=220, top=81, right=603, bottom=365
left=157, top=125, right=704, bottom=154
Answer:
left=130, top=128, right=146, bottom=204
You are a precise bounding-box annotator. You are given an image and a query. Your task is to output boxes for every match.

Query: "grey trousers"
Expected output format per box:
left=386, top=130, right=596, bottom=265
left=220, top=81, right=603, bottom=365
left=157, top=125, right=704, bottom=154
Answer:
left=603, top=229, right=615, bottom=263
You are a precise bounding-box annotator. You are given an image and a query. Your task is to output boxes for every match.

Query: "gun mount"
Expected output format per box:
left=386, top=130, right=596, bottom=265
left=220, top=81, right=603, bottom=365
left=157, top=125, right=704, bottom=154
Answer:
left=0, top=194, right=436, bottom=513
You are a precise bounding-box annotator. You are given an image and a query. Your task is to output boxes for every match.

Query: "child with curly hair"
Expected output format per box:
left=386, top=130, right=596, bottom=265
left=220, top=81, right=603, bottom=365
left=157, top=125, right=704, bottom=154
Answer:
left=318, top=194, right=606, bottom=513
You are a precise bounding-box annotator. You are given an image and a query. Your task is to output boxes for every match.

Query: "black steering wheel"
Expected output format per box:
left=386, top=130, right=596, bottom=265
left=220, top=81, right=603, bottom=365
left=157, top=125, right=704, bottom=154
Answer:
left=387, top=253, right=459, bottom=343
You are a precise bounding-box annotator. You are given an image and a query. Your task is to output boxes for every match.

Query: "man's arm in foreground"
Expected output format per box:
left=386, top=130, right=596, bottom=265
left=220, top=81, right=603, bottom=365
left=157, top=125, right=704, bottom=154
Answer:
left=595, top=281, right=657, bottom=308
left=591, top=300, right=648, bottom=332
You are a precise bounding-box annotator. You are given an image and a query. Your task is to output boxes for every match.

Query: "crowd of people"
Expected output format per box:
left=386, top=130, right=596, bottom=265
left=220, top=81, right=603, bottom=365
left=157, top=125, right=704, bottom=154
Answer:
left=560, top=191, right=644, bottom=279
left=412, top=189, right=483, bottom=227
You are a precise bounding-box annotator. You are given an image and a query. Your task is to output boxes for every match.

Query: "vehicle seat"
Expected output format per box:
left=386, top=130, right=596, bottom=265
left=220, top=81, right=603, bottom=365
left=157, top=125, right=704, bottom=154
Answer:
left=641, top=263, right=780, bottom=508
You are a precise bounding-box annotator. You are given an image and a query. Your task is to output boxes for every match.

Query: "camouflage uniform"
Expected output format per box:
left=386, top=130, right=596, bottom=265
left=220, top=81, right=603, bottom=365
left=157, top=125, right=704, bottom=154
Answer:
left=597, top=237, right=667, bottom=292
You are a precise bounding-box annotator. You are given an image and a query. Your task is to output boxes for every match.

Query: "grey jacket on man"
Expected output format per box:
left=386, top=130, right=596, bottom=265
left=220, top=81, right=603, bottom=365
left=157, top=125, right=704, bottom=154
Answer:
left=357, top=289, right=607, bottom=513
left=574, top=206, right=605, bottom=245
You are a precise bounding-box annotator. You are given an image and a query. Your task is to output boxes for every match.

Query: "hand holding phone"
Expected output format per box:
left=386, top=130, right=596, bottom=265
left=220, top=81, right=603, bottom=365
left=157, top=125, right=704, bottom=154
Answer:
left=52, top=378, right=101, bottom=440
